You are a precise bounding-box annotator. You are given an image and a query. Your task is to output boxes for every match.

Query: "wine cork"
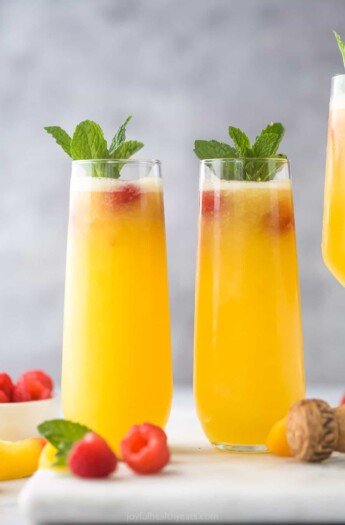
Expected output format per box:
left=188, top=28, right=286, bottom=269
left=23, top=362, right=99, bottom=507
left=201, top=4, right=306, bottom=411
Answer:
left=333, top=404, right=345, bottom=453
left=286, top=399, right=338, bottom=462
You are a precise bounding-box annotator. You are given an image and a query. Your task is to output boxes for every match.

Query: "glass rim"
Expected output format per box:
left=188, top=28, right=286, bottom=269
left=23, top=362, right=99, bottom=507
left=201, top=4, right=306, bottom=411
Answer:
left=200, top=157, right=289, bottom=164
left=72, top=158, right=161, bottom=166
left=332, top=73, right=345, bottom=79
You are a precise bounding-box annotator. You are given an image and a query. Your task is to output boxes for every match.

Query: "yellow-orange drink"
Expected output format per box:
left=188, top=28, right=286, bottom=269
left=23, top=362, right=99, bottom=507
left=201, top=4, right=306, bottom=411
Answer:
left=194, top=159, right=305, bottom=451
left=62, top=161, right=172, bottom=453
left=323, top=75, right=345, bottom=285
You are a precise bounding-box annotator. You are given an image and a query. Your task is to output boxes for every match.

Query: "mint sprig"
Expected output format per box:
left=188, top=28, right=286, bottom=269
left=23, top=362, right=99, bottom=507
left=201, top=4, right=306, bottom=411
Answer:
left=44, top=126, right=72, bottom=156
left=194, top=122, right=286, bottom=181
left=108, top=115, right=132, bottom=156
left=44, top=116, right=144, bottom=178
left=334, top=31, right=345, bottom=69
left=228, top=126, right=251, bottom=156
left=38, top=419, right=92, bottom=467
left=193, top=140, right=236, bottom=160
left=70, top=121, right=108, bottom=160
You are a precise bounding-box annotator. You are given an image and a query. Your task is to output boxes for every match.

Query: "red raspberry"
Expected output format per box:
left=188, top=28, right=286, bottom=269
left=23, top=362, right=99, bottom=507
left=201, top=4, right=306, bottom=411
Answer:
left=106, top=184, right=141, bottom=207
left=0, top=390, right=10, bottom=403
left=340, top=394, right=345, bottom=405
left=120, top=423, right=170, bottom=474
left=68, top=433, right=117, bottom=479
left=201, top=191, right=222, bottom=215
left=0, top=373, right=14, bottom=403
left=13, top=376, right=52, bottom=402
left=21, top=370, right=54, bottom=392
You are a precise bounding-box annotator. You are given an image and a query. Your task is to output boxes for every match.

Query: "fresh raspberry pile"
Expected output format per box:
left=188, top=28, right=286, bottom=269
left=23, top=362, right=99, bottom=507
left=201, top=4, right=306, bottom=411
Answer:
left=68, top=423, right=170, bottom=479
left=0, top=373, right=14, bottom=403
left=0, top=370, right=54, bottom=403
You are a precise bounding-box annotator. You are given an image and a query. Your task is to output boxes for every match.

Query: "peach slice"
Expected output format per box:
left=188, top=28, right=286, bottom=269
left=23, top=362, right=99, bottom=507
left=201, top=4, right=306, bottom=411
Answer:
left=266, top=417, right=292, bottom=457
left=0, top=437, right=46, bottom=481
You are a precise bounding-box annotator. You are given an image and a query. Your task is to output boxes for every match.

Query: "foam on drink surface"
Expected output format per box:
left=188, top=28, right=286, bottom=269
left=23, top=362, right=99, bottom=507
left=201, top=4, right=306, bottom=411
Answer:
left=201, top=178, right=291, bottom=192
left=71, top=174, right=162, bottom=193
left=330, top=93, right=345, bottom=111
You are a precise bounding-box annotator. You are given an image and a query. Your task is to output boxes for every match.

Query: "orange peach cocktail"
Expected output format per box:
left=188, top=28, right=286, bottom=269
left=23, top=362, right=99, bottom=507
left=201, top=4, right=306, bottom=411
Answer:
left=61, top=162, right=172, bottom=454
left=323, top=75, right=345, bottom=285
left=194, top=173, right=305, bottom=450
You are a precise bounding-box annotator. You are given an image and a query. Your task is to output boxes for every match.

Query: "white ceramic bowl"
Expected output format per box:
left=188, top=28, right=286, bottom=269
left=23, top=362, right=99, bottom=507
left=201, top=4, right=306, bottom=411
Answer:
left=0, top=396, right=61, bottom=441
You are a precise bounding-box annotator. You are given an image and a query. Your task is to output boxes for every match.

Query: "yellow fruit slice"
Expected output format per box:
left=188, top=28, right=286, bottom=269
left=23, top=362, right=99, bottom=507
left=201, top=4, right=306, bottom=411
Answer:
left=39, top=442, right=68, bottom=472
left=266, top=417, right=292, bottom=457
left=0, top=437, right=46, bottom=481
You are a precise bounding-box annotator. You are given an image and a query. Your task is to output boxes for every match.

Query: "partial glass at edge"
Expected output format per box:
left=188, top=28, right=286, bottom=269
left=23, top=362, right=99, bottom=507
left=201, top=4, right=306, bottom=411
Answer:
left=322, top=75, right=345, bottom=285
left=61, top=160, right=173, bottom=454
left=194, top=159, right=305, bottom=452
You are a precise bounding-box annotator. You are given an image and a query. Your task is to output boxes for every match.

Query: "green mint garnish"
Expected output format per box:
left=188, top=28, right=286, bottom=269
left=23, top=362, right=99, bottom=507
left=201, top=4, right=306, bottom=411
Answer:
left=228, top=126, right=251, bottom=157
left=38, top=419, right=92, bottom=467
left=44, top=116, right=144, bottom=178
left=108, top=115, right=132, bottom=156
left=70, top=121, right=108, bottom=160
left=192, top=140, right=236, bottom=160
left=44, top=127, right=72, bottom=157
left=194, top=122, right=286, bottom=181
left=334, top=31, right=345, bottom=69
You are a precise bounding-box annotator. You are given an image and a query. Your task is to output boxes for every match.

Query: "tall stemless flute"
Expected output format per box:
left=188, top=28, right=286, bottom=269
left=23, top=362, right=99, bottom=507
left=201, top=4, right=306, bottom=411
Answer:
left=62, top=160, right=173, bottom=453
left=322, top=75, right=345, bottom=285
left=194, top=159, right=305, bottom=451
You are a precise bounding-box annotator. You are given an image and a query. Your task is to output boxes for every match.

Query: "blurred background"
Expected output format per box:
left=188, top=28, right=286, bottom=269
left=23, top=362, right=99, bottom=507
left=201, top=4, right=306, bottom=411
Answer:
left=0, top=0, right=344, bottom=386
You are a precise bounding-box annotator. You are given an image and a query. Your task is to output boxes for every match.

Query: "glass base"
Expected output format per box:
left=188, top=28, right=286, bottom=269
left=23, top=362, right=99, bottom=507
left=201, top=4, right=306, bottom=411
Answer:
left=213, top=442, right=268, bottom=453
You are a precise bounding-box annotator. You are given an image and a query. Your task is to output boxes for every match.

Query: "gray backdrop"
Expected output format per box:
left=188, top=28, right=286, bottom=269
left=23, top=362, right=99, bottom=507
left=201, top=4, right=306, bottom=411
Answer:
left=1, top=0, right=345, bottom=386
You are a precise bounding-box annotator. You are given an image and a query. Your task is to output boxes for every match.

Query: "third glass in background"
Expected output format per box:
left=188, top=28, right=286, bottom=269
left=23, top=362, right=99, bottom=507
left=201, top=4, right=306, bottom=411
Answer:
left=323, top=74, right=345, bottom=285
left=194, top=159, right=305, bottom=452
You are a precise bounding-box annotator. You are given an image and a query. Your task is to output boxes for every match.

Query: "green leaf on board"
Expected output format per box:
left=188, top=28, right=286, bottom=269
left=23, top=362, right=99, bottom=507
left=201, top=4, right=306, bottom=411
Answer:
left=38, top=419, right=92, bottom=467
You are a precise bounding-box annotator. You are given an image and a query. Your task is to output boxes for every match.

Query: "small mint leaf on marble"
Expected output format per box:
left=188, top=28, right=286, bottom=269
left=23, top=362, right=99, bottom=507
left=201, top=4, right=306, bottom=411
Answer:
left=38, top=419, right=92, bottom=467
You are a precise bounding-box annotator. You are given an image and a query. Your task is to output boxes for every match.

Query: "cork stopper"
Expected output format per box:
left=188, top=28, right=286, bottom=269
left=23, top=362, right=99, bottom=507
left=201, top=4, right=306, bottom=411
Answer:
left=333, top=404, right=345, bottom=453
left=286, top=399, right=338, bottom=462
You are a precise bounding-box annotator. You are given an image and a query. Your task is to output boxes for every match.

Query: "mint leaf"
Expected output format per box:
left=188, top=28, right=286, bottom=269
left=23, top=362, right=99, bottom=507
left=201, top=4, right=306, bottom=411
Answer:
left=334, top=31, right=345, bottom=69
left=109, top=116, right=132, bottom=157
left=45, top=117, right=144, bottom=175
left=44, top=126, right=72, bottom=157
left=38, top=419, right=92, bottom=466
left=109, top=140, right=144, bottom=179
left=260, top=122, right=285, bottom=139
left=38, top=419, right=91, bottom=447
left=194, top=140, right=236, bottom=160
left=194, top=122, right=287, bottom=181
left=253, top=122, right=285, bottom=157
left=112, top=140, right=144, bottom=159
left=70, top=120, right=108, bottom=160
left=252, top=133, right=281, bottom=157
left=228, top=127, right=250, bottom=156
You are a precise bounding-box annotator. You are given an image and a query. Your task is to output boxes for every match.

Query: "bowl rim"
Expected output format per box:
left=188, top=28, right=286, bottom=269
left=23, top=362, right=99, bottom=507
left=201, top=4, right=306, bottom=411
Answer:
left=0, top=395, right=59, bottom=409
